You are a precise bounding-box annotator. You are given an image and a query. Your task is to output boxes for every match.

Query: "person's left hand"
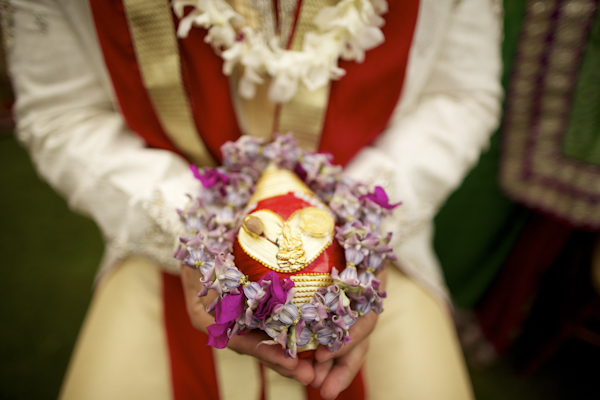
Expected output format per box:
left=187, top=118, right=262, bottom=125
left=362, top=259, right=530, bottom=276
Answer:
left=309, top=267, right=387, bottom=399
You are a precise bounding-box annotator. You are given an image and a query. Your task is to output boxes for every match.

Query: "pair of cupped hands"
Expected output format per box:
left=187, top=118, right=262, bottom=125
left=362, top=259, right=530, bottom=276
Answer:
left=181, top=265, right=386, bottom=400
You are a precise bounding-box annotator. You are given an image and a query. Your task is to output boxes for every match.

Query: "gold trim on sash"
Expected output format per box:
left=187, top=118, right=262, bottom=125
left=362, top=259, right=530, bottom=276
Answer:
left=228, top=0, right=335, bottom=151
left=227, top=0, right=277, bottom=142
left=278, top=0, right=335, bottom=152
left=122, top=0, right=216, bottom=167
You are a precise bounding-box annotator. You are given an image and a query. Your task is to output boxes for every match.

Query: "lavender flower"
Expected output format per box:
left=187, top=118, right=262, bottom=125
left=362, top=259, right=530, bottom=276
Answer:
left=182, top=247, right=208, bottom=269
left=259, top=318, right=289, bottom=350
left=274, top=303, right=299, bottom=325
left=329, top=183, right=361, bottom=223
left=300, top=302, right=328, bottom=323
left=323, top=285, right=351, bottom=316
left=183, top=213, right=204, bottom=233
left=243, top=281, right=266, bottom=308
left=262, top=133, right=301, bottom=169
left=218, top=268, right=244, bottom=289
left=221, top=136, right=266, bottom=168
left=296, top=325, right=313, bottom=347
left=353, top=297, right=372, bottom=315
left=329, top=325, right=352, bottom=353
left=358, top=268, right=376, bottom=286
left=199, top=253, right=243, bottom=299
left=342, top=232, right=379, bottom=266
left=285, top=320, right=308, bottom=359
left=331, top=265, right=360, bottom=287
left=298, top=152, right=341, bottom=197
left=317, top=325, right=334, bottom=346
left=332, top=312, right=357, bottom=330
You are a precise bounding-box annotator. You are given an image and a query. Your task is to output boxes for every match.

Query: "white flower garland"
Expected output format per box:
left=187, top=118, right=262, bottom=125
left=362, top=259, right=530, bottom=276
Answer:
left=173, top=0, right=388, bottom=103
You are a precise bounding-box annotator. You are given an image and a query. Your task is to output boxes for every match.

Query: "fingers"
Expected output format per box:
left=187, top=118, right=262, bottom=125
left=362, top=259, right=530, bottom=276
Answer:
left=228, top=330, right=299, bottom=370
left=228, top=331, right=315, bottom=384
left=319, top=339, right=369, bottom=400
left=311, top=358, right=333, bottom=389
left=261, top=359, right=316, bottom=386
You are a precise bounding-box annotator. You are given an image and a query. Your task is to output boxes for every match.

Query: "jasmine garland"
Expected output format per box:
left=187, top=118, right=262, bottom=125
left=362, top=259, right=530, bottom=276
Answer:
left=173, top=0, right=389, bottom=103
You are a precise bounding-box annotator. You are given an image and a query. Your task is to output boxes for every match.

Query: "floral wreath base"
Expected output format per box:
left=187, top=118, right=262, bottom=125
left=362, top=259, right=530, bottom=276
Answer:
left=175, top=134, right=400, bottom=358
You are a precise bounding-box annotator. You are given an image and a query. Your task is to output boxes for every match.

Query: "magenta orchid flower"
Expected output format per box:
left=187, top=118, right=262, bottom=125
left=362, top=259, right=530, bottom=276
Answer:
left=359, top=186, right=401, bottom=210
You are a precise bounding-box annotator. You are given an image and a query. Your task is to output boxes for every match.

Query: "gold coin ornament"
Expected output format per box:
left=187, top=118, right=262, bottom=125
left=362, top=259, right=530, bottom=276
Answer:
left=299, top=208, right=334, bottom=237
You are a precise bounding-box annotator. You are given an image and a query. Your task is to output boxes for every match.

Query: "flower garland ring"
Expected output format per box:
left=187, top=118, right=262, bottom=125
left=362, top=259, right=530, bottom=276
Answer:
left=175, top=134, right=400, bottom=358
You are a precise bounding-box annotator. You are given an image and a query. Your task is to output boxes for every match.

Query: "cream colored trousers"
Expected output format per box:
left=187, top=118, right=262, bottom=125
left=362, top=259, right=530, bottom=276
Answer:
left=60, top=258, right=474, bottom=400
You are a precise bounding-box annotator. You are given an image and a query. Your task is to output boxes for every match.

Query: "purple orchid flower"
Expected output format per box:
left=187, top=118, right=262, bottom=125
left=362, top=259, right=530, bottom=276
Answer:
left=253, top=271, right=295, bottom=319
left=191, top=166, right=230, bottom=195
left=359, top=186, right=401, bottom=210
left=206, top=289, right=247, bottom=349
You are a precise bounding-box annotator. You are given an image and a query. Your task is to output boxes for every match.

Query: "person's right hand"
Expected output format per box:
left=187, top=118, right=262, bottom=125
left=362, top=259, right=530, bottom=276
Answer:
left=180, top=265, right=316, bottom=385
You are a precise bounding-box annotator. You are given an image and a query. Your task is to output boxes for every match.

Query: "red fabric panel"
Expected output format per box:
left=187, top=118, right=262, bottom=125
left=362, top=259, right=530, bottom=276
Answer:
left=91, top=0, right=419, bottom=167
left=177, top=19, right=243, bottom=163
left=305, top=369, right=365, bottom=400
left=89, top=0, right=185, bottom=158
left=162, top=272, right=220, bottom=400
left=319, top=0, right=420, bottom=166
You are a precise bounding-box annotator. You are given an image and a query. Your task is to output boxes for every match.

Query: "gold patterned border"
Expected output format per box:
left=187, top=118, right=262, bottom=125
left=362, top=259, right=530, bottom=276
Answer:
left=500, top=0, right=600, bottom=229
left=122, top=0, right=216, bottom=167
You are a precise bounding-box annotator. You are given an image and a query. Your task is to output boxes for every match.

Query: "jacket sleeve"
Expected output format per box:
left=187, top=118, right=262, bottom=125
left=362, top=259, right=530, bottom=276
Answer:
left=344, top=0, right=503, bottom=299
left=6, top=0, right=199, bottom=277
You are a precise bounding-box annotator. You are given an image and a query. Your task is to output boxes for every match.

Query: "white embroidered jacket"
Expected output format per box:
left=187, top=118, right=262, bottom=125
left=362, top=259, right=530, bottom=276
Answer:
left=5, top=0, right=503, bottom=304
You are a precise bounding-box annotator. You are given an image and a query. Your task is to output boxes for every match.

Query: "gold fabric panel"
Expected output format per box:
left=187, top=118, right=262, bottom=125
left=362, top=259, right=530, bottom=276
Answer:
left=229, top=69, right=277, bottom=142
left=122, top=0, right=216, bottom=167
left=228, top=0, right=335, bottom=151
left=278, top=0, right=335, bottom=152
left=227, top=0, right=276, bottom=141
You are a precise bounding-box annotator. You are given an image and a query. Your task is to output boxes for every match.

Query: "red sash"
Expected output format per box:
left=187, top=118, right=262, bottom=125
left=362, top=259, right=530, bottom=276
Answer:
left=89, top=0, right=418, bottom=166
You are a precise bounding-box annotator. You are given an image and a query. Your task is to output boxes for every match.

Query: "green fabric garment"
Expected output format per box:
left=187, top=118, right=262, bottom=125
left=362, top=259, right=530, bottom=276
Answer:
left=433, top=0, right=531, bottom=309
left=563, top=8, right=600, bottom=165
